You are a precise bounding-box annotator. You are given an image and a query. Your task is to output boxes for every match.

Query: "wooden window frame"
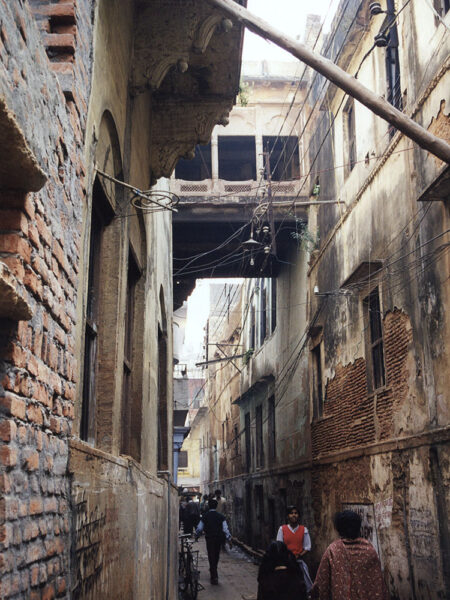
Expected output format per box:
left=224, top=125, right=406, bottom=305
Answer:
left=363, top=287, right=386, bottom=392
left=343, top=99, right=356, bottom=175
left=255, top=404, right=264, bottom=469
left=245, top=411, right=251, bottom=472
left=268, top=395, right=276, bottom=461
left=311, top=340, right=324, bottom=420
left=233, top=423, right=240, bottom=457
left=178, top=450, right=188, bottom=469
left=80, top=180, right=114, bottom=444
left=120, top=247, right=141, bottom=458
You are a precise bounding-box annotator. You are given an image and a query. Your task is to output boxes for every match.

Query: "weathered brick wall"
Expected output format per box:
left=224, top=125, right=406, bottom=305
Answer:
left=311, top=309, right=413, bottom=457
left=0, top=1, right=93, bottom=597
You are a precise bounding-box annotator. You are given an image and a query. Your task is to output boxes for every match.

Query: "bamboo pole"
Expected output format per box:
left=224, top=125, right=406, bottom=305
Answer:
left=207, top=0, right=450, bottom=164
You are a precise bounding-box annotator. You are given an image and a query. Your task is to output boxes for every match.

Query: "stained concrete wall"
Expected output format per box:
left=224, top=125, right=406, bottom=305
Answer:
left=202, top=3, right=450, bottom=598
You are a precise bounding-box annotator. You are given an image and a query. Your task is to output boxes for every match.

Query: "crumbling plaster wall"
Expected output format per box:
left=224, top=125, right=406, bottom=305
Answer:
left=70, top=0, right=175, bottom=597
left=305, top=2, right=450, bottom=597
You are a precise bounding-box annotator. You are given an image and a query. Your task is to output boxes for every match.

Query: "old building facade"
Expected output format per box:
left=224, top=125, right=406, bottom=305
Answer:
left=0, top=0, right=244, bottom=598
left=200, top=2, right=450, bottom=599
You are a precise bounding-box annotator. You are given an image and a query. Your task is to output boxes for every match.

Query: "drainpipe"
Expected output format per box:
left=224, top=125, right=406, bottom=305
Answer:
left=158, top=470, right=172, bottom=600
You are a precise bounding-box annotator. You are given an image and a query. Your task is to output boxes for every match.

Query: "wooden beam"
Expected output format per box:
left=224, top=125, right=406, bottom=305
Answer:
left=206, top=0, right=450, bottom=164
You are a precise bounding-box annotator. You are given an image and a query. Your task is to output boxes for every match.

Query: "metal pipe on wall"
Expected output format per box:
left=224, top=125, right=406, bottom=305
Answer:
left=206, top=0, right=450, bottom=164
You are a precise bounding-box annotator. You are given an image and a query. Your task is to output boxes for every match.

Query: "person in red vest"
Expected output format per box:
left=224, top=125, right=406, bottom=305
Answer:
left=276, top=505, right=313, bottom=593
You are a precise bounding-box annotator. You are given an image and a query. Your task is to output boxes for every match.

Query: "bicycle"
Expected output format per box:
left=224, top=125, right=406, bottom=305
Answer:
left=178, top=534, right=200, bottom=599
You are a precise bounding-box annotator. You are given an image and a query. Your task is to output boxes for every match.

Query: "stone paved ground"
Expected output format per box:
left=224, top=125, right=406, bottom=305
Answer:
left=190, top=537, right=259, bottom=600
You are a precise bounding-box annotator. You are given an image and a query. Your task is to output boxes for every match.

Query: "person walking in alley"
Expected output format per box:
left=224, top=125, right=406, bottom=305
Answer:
left=184, top=495, right=201, bottom=535
left=215, top=489, right=227, bottom=516
left=276, top=505, right=313, bottom=593
left=199, top=493, right=210, bottom=517
left=195, top=498, right=232, bottom=584
left=257, top=541, right=308, bottom=600
left=311, top=510, right=389, bottom=600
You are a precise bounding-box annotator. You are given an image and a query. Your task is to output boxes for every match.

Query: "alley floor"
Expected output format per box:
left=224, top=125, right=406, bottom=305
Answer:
left=185, top=537, right=259, bottom=600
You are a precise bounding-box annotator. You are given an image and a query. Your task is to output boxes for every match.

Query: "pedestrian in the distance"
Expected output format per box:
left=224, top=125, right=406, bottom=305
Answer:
left=257, top=541, right=308, bottom=600
left=184, top=495, right=200, bottom=535
left=179, top=496, right=188, bottom=531
left=195, top=498, right=232, bottom=585
left=199, top=493, right=209, bottom=517
left=311, top=510, right=390, bottom=600
left=276, top=505, right=313, bottom=592
left=215, top=489, right=227, bottom=516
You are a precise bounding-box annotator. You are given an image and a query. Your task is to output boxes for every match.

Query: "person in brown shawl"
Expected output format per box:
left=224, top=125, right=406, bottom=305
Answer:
left=311, top=510, right=389, bottom=600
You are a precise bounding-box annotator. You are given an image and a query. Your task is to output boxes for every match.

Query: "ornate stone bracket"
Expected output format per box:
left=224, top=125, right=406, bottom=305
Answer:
left=149, top=99, right=234, bottom=179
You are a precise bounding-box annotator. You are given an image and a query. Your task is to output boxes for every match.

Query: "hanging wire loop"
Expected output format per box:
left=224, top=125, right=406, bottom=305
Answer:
left=96, top=168, right=179, bottom=213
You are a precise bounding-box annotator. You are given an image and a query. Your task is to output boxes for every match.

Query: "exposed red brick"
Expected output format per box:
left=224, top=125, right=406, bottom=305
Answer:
left=33, top=3, right=76, bottom=20
left=27, top=222, right=40, bottom=247
left=27, top=404, right=44, bottom=426
left=2, top=256, right=25, bottom=280
left=29, top=497, right=43, bottom=516
left=35, top=214, right=52, bottom=248
left=0, top=394, right=26, bottom=420
left=0, top=233, right=31, bottom=262
left=30, top=564, right=40, bottom=587
left=56, top=576, right=66, bottom=596
left=0, top=474, right=11, bottom=494
left=43, top=33, right=75, bottom=53
left=0, top=445, right=18, bottom=468
left=24, top=268, right=43, bottom=299
left=23, top=450, right=40, bottom=472
left=26, top=541, right=45, bottom=565
left=0, top=523, right=9, bottom=547
left=44, top=497, right=58, bottom=515
left=42, top=582, right=56, bottom=600
left=0, top=420, right=17, bottom=442
left=24, top=522, right=40, bottom=542
left=0, top=209, right=28, bottom=234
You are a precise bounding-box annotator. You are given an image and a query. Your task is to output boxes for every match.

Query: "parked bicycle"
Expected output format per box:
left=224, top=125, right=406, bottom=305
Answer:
left=178, top=534, right=200, bottom=599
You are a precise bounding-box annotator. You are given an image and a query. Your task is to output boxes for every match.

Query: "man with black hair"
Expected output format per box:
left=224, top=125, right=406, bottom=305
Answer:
left=195, top=498, right=232, bottom=585
left=311, top=510, right=389, bottom=600
left=276, top=505, right=313, bottom=592
left=214, top=488, right=227, bottom=516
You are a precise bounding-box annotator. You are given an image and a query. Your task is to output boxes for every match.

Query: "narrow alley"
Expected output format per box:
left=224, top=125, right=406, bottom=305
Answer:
left=0, top=0, right=449, bottom=599
left=184, top=538, right=258, bottom=600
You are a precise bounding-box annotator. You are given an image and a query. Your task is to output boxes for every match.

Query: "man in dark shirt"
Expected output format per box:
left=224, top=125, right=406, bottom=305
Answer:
left=195, top=498, right=232, bottom=584
left=184, top=496, right=200, bottom=535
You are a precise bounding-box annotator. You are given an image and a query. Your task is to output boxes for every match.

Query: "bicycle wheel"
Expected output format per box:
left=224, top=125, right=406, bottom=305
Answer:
left=186, top=554, right=198, bottom=600
left=178, top=551, right=188, bottom=592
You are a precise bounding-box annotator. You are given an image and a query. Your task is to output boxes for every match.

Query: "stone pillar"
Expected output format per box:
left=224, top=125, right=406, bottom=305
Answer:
left=211, top=133, right=219, bottom=180
left=256, top=135, right=264, bottom=178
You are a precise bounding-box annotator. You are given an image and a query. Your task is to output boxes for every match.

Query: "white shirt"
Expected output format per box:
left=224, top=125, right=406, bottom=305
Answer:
left=276, top=524, right=311, bottom=552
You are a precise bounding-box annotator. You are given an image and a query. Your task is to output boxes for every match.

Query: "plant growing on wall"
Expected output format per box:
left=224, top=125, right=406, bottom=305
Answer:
left=290, top=218, right=320, bottom=252
left=243, top=348, right=254, bottom=365
left=238, top=81, right=250, bottom=106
